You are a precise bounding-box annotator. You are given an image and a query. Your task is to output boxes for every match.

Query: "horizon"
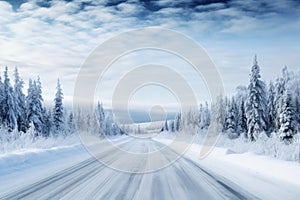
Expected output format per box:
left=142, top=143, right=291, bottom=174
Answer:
left=0, top=54, right=298, bottom=108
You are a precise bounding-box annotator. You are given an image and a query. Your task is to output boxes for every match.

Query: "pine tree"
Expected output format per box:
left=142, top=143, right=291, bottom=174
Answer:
left=67, top=112, right=75, bottom=134
left=35, top=77, right=44, bottom=116
left=3, top=66, right=17, bottom=131
left=224, top=98, right=238, bottom=138
left=274, top=66, right=290, bottom=131
left=198, top=103, right=203, bottom=128
left=267, top=81, right=276, bottom=133
left=279, top=90, right=296, bottom=141
left=164, top=119, right=169, bottom=131
left=295, top=98, right=300, bottom=132
left=96, top=101, right=105, bottom=132
left=237, top=99, right=247, bottom=135
left=26, top=79, right=44, bottom=135
left=199, top=102, right=210, bottom=129
left=211, top=95, right=226, bottom=132
left=14, top=67, right=27, bottom=132
left=75, top=107, right=84, bottom=131
left=246, top=55, right=267, bottom=141
left=42, top=108, right=52, bottom=137
left=169, top=120, right=175, bottom=132
left=104, top=113, right=113, bottom=135
left=0, top=76, right=4, bottom=125
left=174, top=113, right=182, bottom=131
left=52, top=79, right=64, bottom=136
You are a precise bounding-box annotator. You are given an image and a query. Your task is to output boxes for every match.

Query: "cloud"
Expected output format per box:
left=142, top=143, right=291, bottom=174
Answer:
left=0, top=0, right=299, bottom=108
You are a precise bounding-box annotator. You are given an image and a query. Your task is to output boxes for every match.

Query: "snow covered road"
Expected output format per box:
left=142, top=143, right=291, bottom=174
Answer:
left=0, top=138, right=258, bottom=200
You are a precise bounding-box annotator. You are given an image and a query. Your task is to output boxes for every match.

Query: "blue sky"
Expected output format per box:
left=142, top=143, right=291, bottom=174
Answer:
left=0, top=0, right=299, bottom=109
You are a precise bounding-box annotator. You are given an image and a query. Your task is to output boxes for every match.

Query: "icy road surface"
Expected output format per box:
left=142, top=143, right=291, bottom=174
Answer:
left=0, top=137, right=258, bottom=200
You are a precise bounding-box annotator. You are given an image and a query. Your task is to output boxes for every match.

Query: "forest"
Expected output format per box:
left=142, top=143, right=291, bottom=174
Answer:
left=1, top=55, right=300, bottom=152
left=0, top=65, right=123, bottom=150
left=163, top=56, right=300, bottom=144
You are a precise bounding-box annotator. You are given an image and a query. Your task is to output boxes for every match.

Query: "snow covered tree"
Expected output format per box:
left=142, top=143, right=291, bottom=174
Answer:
left=26, top=79, right=44, bottom=135
left=279, top=90, right=296, bottom=141
left=52, top=79, right=64, bottom=136
left=169, top=120, right=175, bottom=132
left=96, top=101, right=105, bottom=133
left=35, top=77, right=44, bottom=115
left=67, top=112, right=76, bottom=134
left=211, top=95, right=226, bottom=132
left=42, top=108, right=52, bottom=137
left=199, top=102, right=210, bottom=129
left=267, top=81, right=276, bottom=133
left=162, top=119, right=169, bottom=132
left=0, top=77, right=4, bottom=125
left=2, top=67, right=17, bottom=131
left=246, top=55, right=267, bottom=141
left=174, top=113, right=182, bottom=131
left=74, top=107, right=84, bottom=131
left=104, top=113, right=113, bottom=135
left=274, top=66, right=290, bottom=131
left=293, top=73, right=300, bottom=132
left=224, top=97, right=238, bottom=138
left=95, top=102, right=121, bottom=136
left=185, top=108, right=198, bottom=128
left=14, top=67, right=27, bottom=132
left=236, top=99, right=247, bottom=135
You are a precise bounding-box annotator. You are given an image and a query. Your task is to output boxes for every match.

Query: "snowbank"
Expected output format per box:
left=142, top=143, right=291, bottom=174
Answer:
left=0, top=128, right=81, bottom=155
left=189, top=145, right=300, bottom=200
left=0, top=143, right=90, bottom=195
left=213, top=133, right=300, bottom=162
left=155, top=133, right=300, bottom=200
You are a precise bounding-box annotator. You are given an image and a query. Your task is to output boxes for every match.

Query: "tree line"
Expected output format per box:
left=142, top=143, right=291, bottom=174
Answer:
left=3, top=55, right=300, bottom=143
left=0, top=66, right=126, bottom=138
left=163, top=56, right=300, bottom=143
left=0, top=66, right=73, bottom=137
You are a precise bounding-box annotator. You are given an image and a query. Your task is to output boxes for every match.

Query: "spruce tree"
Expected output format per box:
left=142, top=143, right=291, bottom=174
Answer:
left=224, top=98, right=238, bottom=138
left=170, top=120, right=175, bottom=132
left=211, top=95, right=226, bottom=132
left=3, top=67, right=16, bottom=131
left=0, top=76, right=4, bottom=125
left=199, top=102, right=210, bottom=129
left=279, top=90, right=296, bottom=141
left=237, top=99, right=247, bottom=135
left=164, top=119, right=169, bottom=131
left=174, top=113, right=182, bottom=131
left=96, top=101, right=105, bottom=132
left=275, top=66, right=291, bottom=132
left=267, top=81, right=276, bottom=133
left=246, top=55, right=267, bottom=141
left=14, top=67, right=27, bottom=132
left=26, top=79, right=44, bottom=135
left=52, top=79, right=64, bottom=136
left=67, top=112, right=75, bottom=134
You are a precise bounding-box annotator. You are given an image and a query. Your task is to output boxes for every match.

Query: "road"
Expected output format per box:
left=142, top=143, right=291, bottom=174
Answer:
left=1, top=138, right=258, bottom=200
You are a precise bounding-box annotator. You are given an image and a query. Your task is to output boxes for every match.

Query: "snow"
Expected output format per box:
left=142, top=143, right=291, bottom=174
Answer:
left=1, top=132, right=300, bottom=199
left=194, top=148, right=300, bottom=200
left=215, top=133, right=300, bottom=162
left=0, top=129, right=81, bottom=154
left=0, top=144, right=90, bottom=195
left=0, top=135, right=129, bottom=196
left=154, top=132, right=300, bottom=200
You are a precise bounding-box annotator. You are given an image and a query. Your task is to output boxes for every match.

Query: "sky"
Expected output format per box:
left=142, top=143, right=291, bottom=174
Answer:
left=0, top=0, right=300, bottom=112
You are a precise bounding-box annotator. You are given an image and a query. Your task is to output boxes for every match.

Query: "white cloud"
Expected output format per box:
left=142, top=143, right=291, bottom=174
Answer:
left=0, top=0, right=299, bottom=108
